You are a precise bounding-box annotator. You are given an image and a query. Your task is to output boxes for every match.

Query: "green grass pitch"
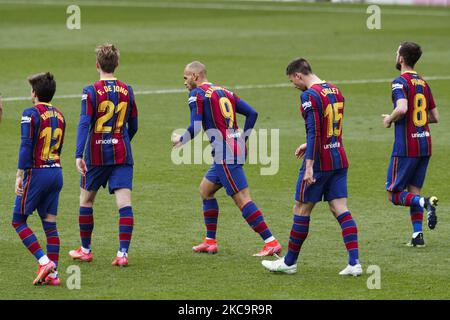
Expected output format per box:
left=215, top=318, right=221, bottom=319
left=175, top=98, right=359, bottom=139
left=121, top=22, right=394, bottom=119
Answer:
left=0, top=0, right=449, bottom=299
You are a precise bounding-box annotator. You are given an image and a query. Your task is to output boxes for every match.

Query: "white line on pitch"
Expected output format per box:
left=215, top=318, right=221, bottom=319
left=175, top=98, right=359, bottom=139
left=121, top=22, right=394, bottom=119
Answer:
left=0, top=0, right=448, bottom=17
left=2, top=75, right=450, bottom=102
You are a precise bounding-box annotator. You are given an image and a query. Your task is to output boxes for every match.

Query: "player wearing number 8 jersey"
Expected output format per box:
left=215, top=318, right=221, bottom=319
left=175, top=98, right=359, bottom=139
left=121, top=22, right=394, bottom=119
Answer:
left=383, top=42, right=439, bottom=247
left=171, top=61, right=282, bottom=257
left=262, top=58, right=362, bottom=276
left=12, top=72, right=64, bottom=285
left=70, top=44, right=138, bottom=266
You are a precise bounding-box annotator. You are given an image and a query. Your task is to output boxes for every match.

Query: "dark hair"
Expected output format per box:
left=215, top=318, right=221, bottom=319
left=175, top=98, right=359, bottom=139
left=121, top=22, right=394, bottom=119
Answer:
left=96, top=44, right=119, bottom=73
left=399, top=42, right=422, bottom=67
left=286, top=58, right=312, bottom=75
left=28, top=72, right=56, bottom=103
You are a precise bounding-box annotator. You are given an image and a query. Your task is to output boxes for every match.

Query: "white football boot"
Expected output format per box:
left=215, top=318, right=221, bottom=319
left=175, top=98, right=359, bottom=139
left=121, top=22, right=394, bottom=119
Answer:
left=339, top=264, right=363, bottom=276
left=261, top=257, right=297, bottom=275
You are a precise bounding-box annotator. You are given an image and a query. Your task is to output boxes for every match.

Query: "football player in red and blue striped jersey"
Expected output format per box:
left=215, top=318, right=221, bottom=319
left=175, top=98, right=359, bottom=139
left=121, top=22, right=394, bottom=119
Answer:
left=262, top=58, right=361, bottom=276
left=12, top=72, right=65, bottom=285
left=382, top=42, right=439, bottom=247
left=172, top=61, right=282, bottom=257
left=69, top=44, right=138, bottom=266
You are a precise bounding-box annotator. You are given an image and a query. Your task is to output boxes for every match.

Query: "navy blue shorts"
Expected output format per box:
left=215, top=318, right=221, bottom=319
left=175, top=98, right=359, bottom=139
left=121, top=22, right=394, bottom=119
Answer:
left=386, top=156, right=429, bottom=192
left=81, top=165, right=133, bottom=194
left=295, top=168, right=348, bottom=203
left=204, top=162, right=248, bottom=196
left=13, top=168, right=63, bottom=217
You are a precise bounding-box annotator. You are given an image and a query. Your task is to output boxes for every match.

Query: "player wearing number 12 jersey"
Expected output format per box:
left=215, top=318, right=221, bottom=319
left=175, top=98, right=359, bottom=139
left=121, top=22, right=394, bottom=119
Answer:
left=172, top=61, right=281, bottom=257
left=69, top=44, right=138, bottom=266
left=262, top=58, right=362, bottom=276
left=382, top=42, right=439, bottom=247
left=12, top=72, right=65, bottom=285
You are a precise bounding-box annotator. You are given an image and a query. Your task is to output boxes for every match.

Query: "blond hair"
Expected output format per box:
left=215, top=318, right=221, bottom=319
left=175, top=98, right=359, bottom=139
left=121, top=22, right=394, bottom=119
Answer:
left=96, top=44, right=119, bottom=73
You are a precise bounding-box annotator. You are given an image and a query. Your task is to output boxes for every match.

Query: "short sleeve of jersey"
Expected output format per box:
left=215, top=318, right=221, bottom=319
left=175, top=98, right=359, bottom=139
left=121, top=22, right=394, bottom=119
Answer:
left=81, top=86, right=95, bottom=117
left=391, top=77, right=407, bottom=106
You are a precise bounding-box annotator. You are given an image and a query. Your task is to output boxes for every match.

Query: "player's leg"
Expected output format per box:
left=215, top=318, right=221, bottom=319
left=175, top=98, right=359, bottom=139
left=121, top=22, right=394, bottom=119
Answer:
left=11, top=169, right=56, bottom=285
left=261, top=169, right=323, bottom=274
left=386, top=157, right=438, bottom=214
left=193, top=175, right=222, bottom=254
left=39, top=214, right=61, bottom=285
left=113, top=188, right=133, bottom=266
left=409, top=157, right=438, bottom=230
left=326, top=168, right=361, bottom=276
left=69, top=188, right=97, bottom=262
left=406, top=185, right=425, bottom=247
left=37, top=169, right=63, bottom=285
left=283, top=201, right=314, bottom=265
left=230, top=187, right=281, bottom=256
left=268, top=168, right=326, bottom=271
left=328, top=199, right=362, bottom=276
left=109, top=165, right=134, bottom=266
left=70, top=166, right=106, bottom=261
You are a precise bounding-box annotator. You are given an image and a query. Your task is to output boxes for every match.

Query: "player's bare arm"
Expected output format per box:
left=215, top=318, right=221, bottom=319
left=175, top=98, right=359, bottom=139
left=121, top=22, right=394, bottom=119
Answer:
left=382, top=98, right=408, bottom=128
left=295, top=143, right=307, bottom=159
left=428, top=107, right=439, bottom=123
left=15, top=169, right=24, bottom=196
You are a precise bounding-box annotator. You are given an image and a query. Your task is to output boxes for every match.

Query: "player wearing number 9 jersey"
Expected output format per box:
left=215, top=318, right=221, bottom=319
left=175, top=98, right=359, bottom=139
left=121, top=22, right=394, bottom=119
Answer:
left=70, top=44, right=138, bottom=266
left=12, top=72, right=64, bottom=285
left=383, top=42, right=439, bottom=247
left=262, top=58, right=362, bottom=276
left=172, top=61, right=282, bottom=257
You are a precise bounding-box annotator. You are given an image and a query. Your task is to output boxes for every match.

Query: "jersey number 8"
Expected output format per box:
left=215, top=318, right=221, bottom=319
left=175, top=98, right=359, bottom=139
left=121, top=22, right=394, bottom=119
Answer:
left=413, top=93, right=427, bottom=127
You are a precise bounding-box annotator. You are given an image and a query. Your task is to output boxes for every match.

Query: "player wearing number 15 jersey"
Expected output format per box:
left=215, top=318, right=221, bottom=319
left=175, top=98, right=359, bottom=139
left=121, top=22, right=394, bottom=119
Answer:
left=12, top=72, right=65, bottom=285
left=262, top=58, right=362, bottom=276
left=171, top=61, right=281, bottom=257
left=69, top=44, right=138, bottom=266
left=383, top=42, right=439, bottom=247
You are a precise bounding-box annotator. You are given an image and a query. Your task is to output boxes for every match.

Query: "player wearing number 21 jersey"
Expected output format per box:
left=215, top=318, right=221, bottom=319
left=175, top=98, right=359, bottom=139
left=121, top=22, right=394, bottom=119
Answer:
left=383, top=42, right=439, bottom=248
left=262, top=58, right=362, bottom=276
left=70, top=44, right=138, bottom=266
left=12, top=72, right=65, bottom=285
left=172, top=61, right=282, bottom=257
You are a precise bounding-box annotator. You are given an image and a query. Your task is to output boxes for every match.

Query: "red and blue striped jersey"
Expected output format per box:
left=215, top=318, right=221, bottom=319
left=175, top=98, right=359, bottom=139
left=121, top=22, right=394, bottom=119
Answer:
left=391, top=71, right=435, bottom=157
left=76, top=79, right=138, bottom=166
left=18, top=103, right=66, bottom=169
left=300, top=81, right=348, bottom=172
left=181, top=82, right=258, bottom=164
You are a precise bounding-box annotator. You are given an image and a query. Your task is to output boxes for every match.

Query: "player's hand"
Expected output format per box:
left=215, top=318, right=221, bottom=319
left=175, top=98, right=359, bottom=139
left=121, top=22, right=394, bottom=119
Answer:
left=382, top=114, right=392, bottom=128
left=15, top=173, right=23, bottom=196
left=171, top=133, right=183, bottom=149
left=76, top=158, right=87, bottom=176
left=303, top=166, right=316, bottom=185
left=295, top=143, right=307, bottom=159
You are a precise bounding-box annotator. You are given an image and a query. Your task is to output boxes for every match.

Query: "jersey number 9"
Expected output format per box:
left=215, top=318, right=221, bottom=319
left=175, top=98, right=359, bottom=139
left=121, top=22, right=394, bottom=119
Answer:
left=219, top=97, right=235, bottom=129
